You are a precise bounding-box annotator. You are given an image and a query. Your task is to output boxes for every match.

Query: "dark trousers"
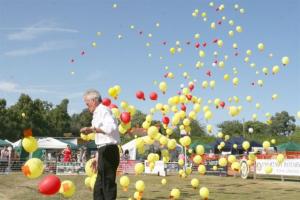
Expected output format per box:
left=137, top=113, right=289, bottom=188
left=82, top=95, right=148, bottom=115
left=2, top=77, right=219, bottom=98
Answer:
left=93, top=144, right=120, bottom=200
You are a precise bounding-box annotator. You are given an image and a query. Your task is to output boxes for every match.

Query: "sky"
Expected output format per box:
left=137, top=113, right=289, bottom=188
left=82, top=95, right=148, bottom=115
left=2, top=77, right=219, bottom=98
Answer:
left=0, top=0, right=299, bottom=130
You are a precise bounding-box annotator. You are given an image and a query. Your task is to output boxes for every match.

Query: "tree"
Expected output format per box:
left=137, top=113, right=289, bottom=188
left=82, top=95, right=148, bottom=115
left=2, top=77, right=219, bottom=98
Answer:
left=244, top=121, right=270, bottom=135
left=130, top=110, right=146, bottom=128
left=269, top=111, right=296, bottom=136
left=217, top=120, right=243, bottom=136
left=70, top=109, right=93, bottom=136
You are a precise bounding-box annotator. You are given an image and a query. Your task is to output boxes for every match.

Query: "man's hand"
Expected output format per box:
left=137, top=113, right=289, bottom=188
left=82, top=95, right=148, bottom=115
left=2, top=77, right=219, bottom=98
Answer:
left=80, top=127, right=92, bottom=134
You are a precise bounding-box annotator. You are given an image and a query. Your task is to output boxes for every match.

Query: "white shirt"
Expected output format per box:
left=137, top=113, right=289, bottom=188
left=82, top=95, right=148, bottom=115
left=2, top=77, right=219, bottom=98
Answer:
left=92, top=104, right=120, bottom=146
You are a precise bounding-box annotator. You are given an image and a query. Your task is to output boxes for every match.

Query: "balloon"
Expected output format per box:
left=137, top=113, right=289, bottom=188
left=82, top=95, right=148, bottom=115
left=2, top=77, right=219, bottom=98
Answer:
left=228, top=30, right=234, bottom=37
left=120, top=176, right=130, bottom=191
left=204, top=110, right=213, bottom=120
left=229, top=106, right=239, bottom=117
left=224, top=135, right=230, bottom=141
left=218, top=157, right=227, bottom=167
left=206, top=124, right=213, bottom=133
left=262, top=67, right=269, bottom=75
left=242, top=141, right=250, bottom=150
left=22, top=158, right=44, bottom=179
left=236, top=26, right=243, bottom=33
left=281, top=56, right=289, bottom=65
left=265, top=166, right=273, bottom=174
left=272, top=94, right=278, bottom=100
left=199, top=187, right=209, bottom=199
left=22, top=136, right=38, bottom=153
left=135, top=180, right=145, bottom=192
left=233, top=144, right=238, bottom=149
left=232, top=77, right=239, bottom=86
left=84, top=177, right=91, bottom=188
left=162, top=116, right=170, bottom=125
left=257, top=80, right=264, bottom=87
left=39, top=175, right=61, bottom=195
left=85, top=159, right=96, bottom=177
left=102, top=98, right=111, bottom=107
left=198, top=165, right=206, bottom=175
left=209, top=80, right=216, bottom=89
left=257, top=43, right=265, bottom=51
left=136, top=91, right=145, bottom=100
left=228, top=155, right=236, bottom=163
left=120, top=112, right=131, bottom=124
left=224, top=74, right=230, bottom=81
left=108, top=87, right=117, bottom=99
left=149, top=92, right=158, bottom=100
left=191, top=178, right=199, bottom=189
left=248, top=127, right=254, bottom=133
left=199, top=50, right=205, bottom=58
left=297, top=111, right=300, bottom=119
left=272, top=65, right=280, bottom=74
left=276, top=154, right=284, bottom=164
left=193, top=155, right=202, bottom=164
left=170, top=47, right=176, bottom=55
left=59, top=180, right=76, bottom=198
left=159, top=81, right=168, bottom=94
left=134, top=163, right=144, bottom=175
left=256, top=103, right=261, bottom=109
left=263, top=141, right=270, bottom=149
left=91, top=42, right=97, bottom=47
left=167, top=139, right=177, bottom=150
left=170, top=188, right=181, bottom=199
left=219, top=101, right=225, bottom=108
left=161, top=178, right=167, bottom=185
left=246, top=96, right=253, bottom=102
left=231, top=162, right=240, bottom=171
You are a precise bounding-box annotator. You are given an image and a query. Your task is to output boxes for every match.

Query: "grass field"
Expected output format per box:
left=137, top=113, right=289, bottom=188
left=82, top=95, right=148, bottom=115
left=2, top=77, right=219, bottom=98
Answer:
left=0, top=173, right=299, bottom=200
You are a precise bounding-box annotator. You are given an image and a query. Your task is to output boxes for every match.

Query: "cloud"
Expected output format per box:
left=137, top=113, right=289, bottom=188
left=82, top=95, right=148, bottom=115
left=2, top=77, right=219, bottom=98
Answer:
left=3, top=40, right=75, bottom=57
left=5, top=20, right=78, bottom=41
left=0, top=81, right=57, bottom=94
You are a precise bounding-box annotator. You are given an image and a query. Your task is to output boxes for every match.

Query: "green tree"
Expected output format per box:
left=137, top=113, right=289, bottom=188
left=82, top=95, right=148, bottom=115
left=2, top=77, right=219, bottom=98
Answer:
left=244, top=121, right=270, bottom=135
left=217, top=120, right=243, bottom=136
left=70, top=109, right=93, bottom=136
left=130, top=110, right=146, bottom=128
left=269, top=111, right=296, bottom=136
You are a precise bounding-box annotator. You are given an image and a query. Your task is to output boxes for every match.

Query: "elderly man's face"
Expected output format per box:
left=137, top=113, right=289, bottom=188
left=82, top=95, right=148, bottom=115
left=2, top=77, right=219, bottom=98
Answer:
left=84, top=98, right=98, bottom=113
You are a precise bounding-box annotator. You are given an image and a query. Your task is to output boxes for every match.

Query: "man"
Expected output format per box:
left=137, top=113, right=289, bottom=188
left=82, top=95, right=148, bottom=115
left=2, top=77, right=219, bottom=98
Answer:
left=62, top=145, right=72, bottom=162
left=81, top=89, right=120, bottom=200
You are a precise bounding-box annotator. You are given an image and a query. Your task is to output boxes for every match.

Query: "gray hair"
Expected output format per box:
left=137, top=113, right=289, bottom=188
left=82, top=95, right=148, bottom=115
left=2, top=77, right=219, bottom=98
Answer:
left=83, top=89, right=102, bottom=102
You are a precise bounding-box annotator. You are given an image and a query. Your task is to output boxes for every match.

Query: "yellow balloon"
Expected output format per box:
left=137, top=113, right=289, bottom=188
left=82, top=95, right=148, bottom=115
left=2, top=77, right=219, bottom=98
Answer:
left=242, top=141, right=250, bottom=150
left=231, top=162, right=240, bottom=171
left=108, top=87, right=117, bottom=98
left=191, top=178, right=199, bottom=189
left=199, top=50, right=205, bottom=58
left=22, top=158, right=44, bottom=179
left=193, top=155, right=202, bottom=164
left=246, top=96, right=253, bottom=102
left=198, top=165, right=206, bottom=175
left=159, top=81, right=168, bottom=93
left=84, top=177, right=91, bottom=188
left=59, top=180, right=76, bottom=198
left=135, top=180, right=145, bottom=192
left=265, top=166, right=273, bottom=174
left=228, top=30, right=234, bottom=37
left=217, top=40, right=223, bottom=47
left=272, top=65, right=280, bottom=74
left=236, top=26, right=243, bottom=33
left=224, top=74, right=230, bottom=81
left=257, top=80, right=264, bottom=87
left=232, top=77, right=239, bottom=86
left=134, top=163, right=144, bottom=175
left=85, top=159, right=96, bottom=177
left=204, top=110, right=213, bottom=120
left=22, top=136, right=38, bottom=153
left=170, top=188, right=181, bottom=199
left=276, top=154, right=284, bottom=164
left=263, top=141, right=270, bottom=149
left=199, top=187, right=209, bottom=199
left=228, top=155, right=236, bottom=163
left=168, top=139, right=177, bottom=150
left=257, top=43, right=265, bottom=51
left=209, top=80, right=216, bottom=89
left=161, top=178, right=167, bottom=185
left=170, top=47, right=176, bottom=55
left=281, top=56, right=289, bottom=65
left=120, top=176, right=130, bottom=189
left=218, top=157, right=227, bottom=167
left=206, top=124, right=213, bottom=133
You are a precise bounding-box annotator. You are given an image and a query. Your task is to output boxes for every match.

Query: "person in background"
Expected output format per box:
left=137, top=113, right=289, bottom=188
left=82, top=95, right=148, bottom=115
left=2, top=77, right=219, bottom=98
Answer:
left=62, top=145, right=72, bottom=162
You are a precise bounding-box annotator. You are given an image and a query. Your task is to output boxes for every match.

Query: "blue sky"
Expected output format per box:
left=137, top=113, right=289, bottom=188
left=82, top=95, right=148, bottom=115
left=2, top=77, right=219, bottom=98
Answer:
left=0, top=0, right=299, bottom=129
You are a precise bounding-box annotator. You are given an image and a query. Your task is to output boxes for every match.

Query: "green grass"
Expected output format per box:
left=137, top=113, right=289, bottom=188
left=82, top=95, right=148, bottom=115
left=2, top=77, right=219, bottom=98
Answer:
left=0, top=173, right=299, bottom=200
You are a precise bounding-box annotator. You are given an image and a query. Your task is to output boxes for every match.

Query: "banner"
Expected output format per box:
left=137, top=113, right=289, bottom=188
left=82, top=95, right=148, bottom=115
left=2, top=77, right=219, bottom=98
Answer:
left=56, top=162, right=85, bottom=175
left=204, top=158, right=227, bottom=176
left=256, top=159, right=300, bottom=176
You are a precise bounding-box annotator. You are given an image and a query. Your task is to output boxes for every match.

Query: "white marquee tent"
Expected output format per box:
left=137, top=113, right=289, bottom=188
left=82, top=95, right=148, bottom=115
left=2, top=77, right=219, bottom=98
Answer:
left=12, top=137, right=69, bottom=149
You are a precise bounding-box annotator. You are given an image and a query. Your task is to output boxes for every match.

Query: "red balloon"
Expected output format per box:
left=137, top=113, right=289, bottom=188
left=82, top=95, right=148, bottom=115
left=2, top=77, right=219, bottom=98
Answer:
left=186, top=94, right=192, bottom=101
left=219, top=101, right=225, bottom=108
left=195, top=42, right=200, bottom=48
left=162, top=116, right=170, bottom=125
left=181, top=104, right=187, bottom=112
left=120, top=112, right=131, bottom=124
left=149, top=92, right=158, bottom=101
left=102, top=98, right=111, bottom=106
left=188, top=84, right=194, bottom=91
left=136, top=91, right=145, bottom=100
left=38, top=175, right=61, bottom=195
left=202, top=42, right=207, bottom=47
